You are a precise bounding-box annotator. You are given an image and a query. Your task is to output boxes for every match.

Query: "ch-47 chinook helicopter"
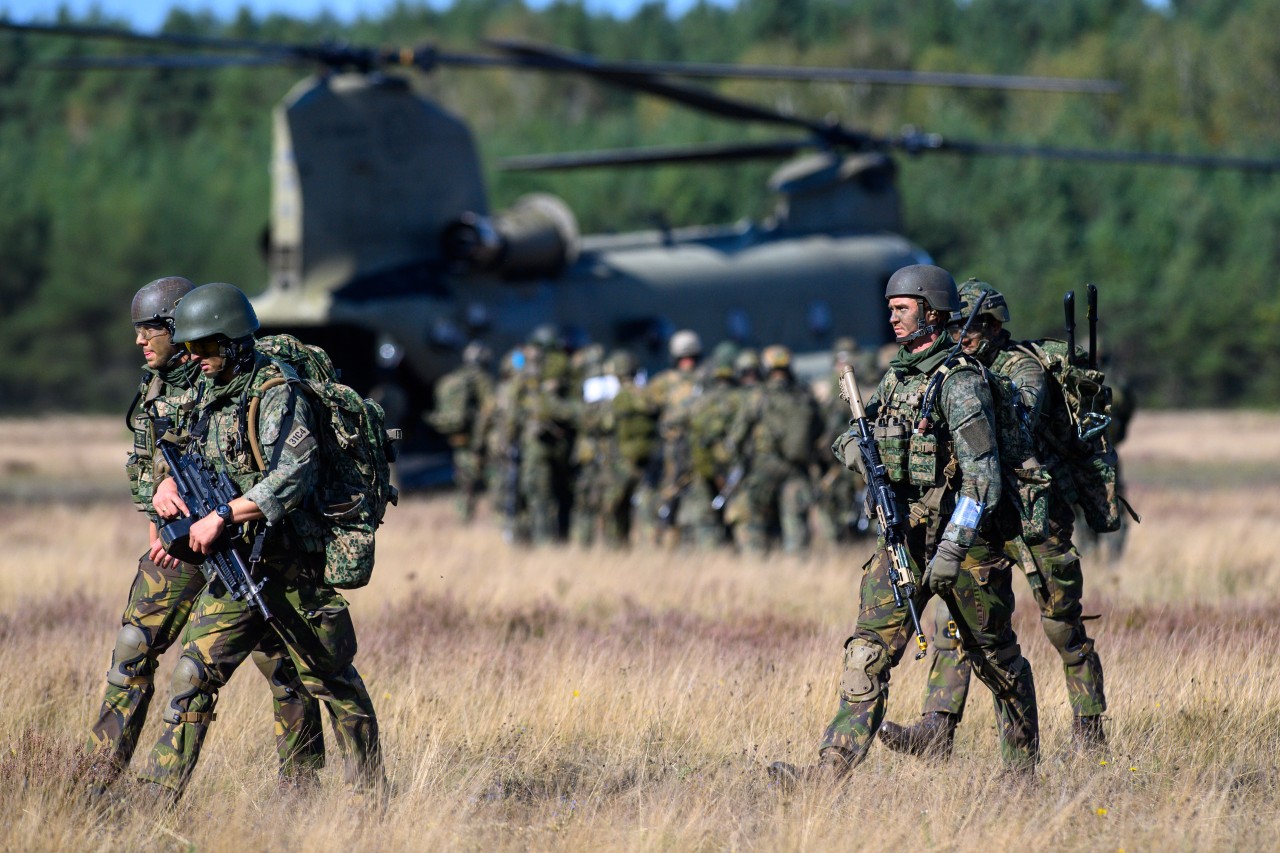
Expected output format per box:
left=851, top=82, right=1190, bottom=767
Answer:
left=7, top=20, right=1280, bottom=444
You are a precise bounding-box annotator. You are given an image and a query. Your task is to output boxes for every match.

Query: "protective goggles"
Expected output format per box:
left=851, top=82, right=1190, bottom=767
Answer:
left=182, top=338, right=225, bottom=358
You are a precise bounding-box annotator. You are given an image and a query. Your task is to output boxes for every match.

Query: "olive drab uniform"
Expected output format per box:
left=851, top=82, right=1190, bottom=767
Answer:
left=599, top=370, right=659, bottom=547
left=683, top=370, right=740, bottom=548
left=137, top=352, right=383, bottom=799
left=520, top=352, right=578, bottom=544
left=89, top=361, right=325, bottom=787
left=819, top=333, right=1039, bottom=769
left=921, top=331, right=1106, bottom=724
left=486, top=352, right=535, bottom=543
left=726, top=372, right=821, bottom=554
left=647, top=366, right=701, bottom=545
left=570, top=345, right=610, bottom=546
left=815, top=348, right=878, bottom=547
left=426, top=361, right=494, bottom=521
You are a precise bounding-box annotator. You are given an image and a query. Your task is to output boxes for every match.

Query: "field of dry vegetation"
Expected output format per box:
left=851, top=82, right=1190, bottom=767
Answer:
left=3, top=411, right=1280, bottom=851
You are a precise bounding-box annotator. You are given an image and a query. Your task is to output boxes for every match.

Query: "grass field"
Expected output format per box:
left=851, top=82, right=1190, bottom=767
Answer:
left=2, top=411, right=1279, bottom=851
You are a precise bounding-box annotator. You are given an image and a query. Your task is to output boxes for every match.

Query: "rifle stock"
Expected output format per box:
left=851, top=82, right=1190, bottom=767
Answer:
left=838, top=364, right=928, bottom=659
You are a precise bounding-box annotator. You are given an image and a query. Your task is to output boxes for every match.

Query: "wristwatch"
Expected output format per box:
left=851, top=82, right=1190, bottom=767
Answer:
left=214, top=503, right=234, bottom=522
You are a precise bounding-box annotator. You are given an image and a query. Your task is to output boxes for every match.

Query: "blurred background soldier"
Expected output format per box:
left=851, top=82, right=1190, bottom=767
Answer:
left=88, top=276, right=323, bottom=794
left=521, top=349, right=578, bottom=543
left=570, top=343, right=611, bottom=546
left=485, top=347, right=534, bottom=543
left=426, top=340, right=494, bottom=522
left=1077, top=352, right=1136, bottom=560
left=684, top=341, right=741, bottom=548
left=599, top=351, right=659, bottom=548
left=726, top=344, right=822, bottom=554
left=735, top=348, right=761, bottom=388
left=647, top=329, right=703, bottom=545
left=814, top=337, right=874, bottom=547
left=880, top=278, right=1107, bottom=757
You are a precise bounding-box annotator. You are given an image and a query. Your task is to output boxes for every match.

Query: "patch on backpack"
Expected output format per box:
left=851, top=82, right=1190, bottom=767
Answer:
left=285, top=425, right=311, bottom=448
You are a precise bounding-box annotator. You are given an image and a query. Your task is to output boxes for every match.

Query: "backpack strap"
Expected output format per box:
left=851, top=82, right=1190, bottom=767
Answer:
left=246, top=376, right=289, bottom=472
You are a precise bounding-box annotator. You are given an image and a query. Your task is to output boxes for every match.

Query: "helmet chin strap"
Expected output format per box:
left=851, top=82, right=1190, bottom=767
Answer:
left=896, top=302, right=943, bottom=345
left=224, top=337, right=256, bottom=376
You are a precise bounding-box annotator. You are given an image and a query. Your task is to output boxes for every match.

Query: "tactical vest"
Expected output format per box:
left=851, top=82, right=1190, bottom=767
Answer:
left=871, top=366, right=958, bottom=492
left=126, top=361, right=199, bottom=517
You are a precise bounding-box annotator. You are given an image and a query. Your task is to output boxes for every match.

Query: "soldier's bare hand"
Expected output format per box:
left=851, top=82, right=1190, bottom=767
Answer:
left=188, top=513, right=225, bottom=554
left=153, top=477, right=189, bottom=519
left=149, top=536, right=181, bottom=570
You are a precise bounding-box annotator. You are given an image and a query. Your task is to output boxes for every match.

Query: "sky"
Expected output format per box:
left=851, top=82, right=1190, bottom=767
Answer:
left=0, top=0, right=708, bottom=32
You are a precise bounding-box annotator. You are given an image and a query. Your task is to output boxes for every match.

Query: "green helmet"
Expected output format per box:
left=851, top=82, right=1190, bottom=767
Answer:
left=171, top=282, right=260, bottom=343
left=710, top=340, right=739, bottom=379
left=606, top=350, right=637, bottom=378
left=953, top=278, right=1011, bottom=325
left=131, top=276, right=195, bottom=330
left=761, top=344, right=792, bottom=371
left=884, top=264, right=959, bottom=313
left=734, top=348, right=760, bottom=377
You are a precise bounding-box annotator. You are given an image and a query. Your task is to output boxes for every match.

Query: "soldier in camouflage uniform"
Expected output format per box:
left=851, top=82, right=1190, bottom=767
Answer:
left=646, top=330, right=704, bottom=545
left=486, top=348, right=535, bottom=543
left=770, top=265, right=1039, bottom=785
left=683, top=342, right=741, bottom=548
left=880, top=279, right=1107, bottom=756
left=426, top=341, right=494, bottom=522
left=88, top=278, right=324, bottom=793
left=570, top=344, right=610, bottom=546
left=814, top=338, right=875, bottom=547
left=725, top=345, right=822, bottom=554
left=520, top=350, right=579, bottom=544
left=598, top=351, right=660, bottom=548
left=135, top=283, right=383, bottom=804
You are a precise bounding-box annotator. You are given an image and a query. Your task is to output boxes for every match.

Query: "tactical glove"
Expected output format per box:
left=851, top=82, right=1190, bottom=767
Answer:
left=924, top=539, right=967, bottom=596
left=832, top=427, right=866, bottom=477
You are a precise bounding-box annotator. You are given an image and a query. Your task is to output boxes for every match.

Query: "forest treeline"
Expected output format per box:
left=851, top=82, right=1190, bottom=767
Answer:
left=1, top=0, right=1278, bottom=411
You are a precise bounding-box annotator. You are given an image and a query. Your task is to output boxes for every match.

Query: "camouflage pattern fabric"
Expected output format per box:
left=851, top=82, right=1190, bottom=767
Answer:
left=126, top=360, right=200, bottom=520
left=597, top=379, right=660, bottom=548
left=520, top=378, right=578, bottom=544
left=814, top=373, right=870, bottom=546
left=647, top=366, right=701, bottom=545
left=136, top=559, right=378, bottom=796
left=570, top=394, right=612, bottom=546
left=681, top=376, right=742, bottom=549
left=486, top=369, right=536, bottom=542
left=135, top=348, right=382, bottom=798
left=428, top=363, right=494, bottom=521
left=819, top=333, right=1039, bottom=768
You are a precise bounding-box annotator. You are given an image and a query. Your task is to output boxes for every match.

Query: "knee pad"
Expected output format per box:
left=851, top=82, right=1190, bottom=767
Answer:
left=251, top=650, right=304, bottom=702
left=106, top=624, right=153, bottom=689
left=838, top=638, right=888, bottom=703
left=1042, top=617, right=1092, bottom=666
left=162, top=655, right=217, bottom=725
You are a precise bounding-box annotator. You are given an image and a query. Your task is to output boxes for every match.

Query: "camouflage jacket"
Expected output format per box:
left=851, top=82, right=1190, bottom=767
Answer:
left=730, top=374, right=822, bottom=470
left=427, top=363, right=494, bottom=448
left=184, top=351, right=326, bottom=558
left=837, top=334, right=1001, bottom=548
left=126, top=359, right=201, bottom=522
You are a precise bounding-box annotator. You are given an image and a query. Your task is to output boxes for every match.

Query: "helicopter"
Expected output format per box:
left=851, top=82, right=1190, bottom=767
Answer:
left=5, top=20, right=1280, bottom=440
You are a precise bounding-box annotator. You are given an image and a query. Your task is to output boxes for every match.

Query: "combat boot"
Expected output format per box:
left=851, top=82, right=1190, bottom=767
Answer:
left=767, top=748, right=853, bottom=791
left=1071, top=715, right=1106, bottom=751
left=877, top=712, right=958, bottom=759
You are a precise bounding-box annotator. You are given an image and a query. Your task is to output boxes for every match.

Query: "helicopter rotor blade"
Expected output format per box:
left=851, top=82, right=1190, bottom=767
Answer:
left=501, top=139, right=817, bottom=172
left=34, top=54, right=296, bottom=70
left=891, top=128, right=1280, bottom=172
left=489, top=37, right=1122, bottom=94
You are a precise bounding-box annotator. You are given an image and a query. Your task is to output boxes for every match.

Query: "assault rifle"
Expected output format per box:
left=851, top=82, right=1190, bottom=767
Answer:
left=710, top=461, right=746, bottom=511
left=152, top=418, right=273, bottom=622
left=837, top=363, right=928, bottom=659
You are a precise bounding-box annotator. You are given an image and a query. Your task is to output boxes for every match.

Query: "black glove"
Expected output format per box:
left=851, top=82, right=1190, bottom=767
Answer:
left=924, top=539, right=967, bottom=596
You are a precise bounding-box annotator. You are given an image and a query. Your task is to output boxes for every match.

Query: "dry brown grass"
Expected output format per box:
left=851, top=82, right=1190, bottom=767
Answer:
left=2, top=411, right=1280, bottom=851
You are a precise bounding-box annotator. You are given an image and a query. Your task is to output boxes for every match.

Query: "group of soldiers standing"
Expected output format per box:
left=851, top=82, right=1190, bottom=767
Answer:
left=428, top=326, right=889, bottom=554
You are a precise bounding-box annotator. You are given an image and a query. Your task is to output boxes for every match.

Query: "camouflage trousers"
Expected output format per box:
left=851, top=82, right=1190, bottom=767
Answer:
left=136, top=556, right=382, bottom=798
left=87, top=553, right=324, bottom=785
left=819, top=533, right=1040, bottom=769
left=922, top=517, right=1106, bottom=719
left=599, top=459, right=644, bottom=548
left=675, top=476, right=728, bottom=549
left=521, top=451, right=573, bottom=544
left=571, top=457, right=606, bottom=547
left=813, top=466, right=871, bottom=546
left=451, top=447, right=485, bottom=522
left=731, top=459, right=812, bottom=554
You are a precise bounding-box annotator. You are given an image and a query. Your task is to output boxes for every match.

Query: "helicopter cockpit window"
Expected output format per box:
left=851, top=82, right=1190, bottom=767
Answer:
left=807, top=301, right=832, bottom=339
left=726, top=309, right=752, bottom=344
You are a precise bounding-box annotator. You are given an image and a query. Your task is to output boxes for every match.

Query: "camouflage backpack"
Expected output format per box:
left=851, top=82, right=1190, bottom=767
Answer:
left=612, top=384, right=658, bottom=466
left=1015, top=339, right=1136, bottom=533
left=929, top=358, right=1053, bottom=546
left=249, top=334, right=401, bottom=589
left=427, top=365, right=485, bottom=437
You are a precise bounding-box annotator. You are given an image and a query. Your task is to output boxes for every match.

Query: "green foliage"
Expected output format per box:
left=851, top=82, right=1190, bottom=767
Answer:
left=0, top=0, right=1277, bottom=411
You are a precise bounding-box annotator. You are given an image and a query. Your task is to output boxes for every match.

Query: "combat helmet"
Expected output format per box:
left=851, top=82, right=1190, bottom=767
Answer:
left=669, top=329, right=703, bottom=360
left=131, top=276, right=196, bottom=333
left=462, top=340, right=493, bottom=367
left=709, top=340, right=739, bottom=379
left=605, top=350, right=637, bottom=378
left=734, top=348, right=760, bottom=379
left=171, top=282, right=260, bottom=344
left=953, top=278, right=1011, bottom=324
left=761, top=344, right=792, bottom=372
left=885, top=264, right=959, bottom=313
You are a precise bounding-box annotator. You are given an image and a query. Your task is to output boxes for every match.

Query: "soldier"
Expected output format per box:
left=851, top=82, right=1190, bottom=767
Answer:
left=136, top=282, right=384, bottom=804
left=879, top=279, right=1107, bottom=755
left=646, top=330, right=704, bottom=545
left=520, top=350, right=578, bottom=544
left=725, top=345, right=821, bottom=554
left=814, top=337, right=874, bottom=547
left=570, top=343, right=610, bottom=546
left=684, top=342, right=741, bottom=548
left=770, top=265, right=1039, bottom=785
left=598, top=351, right=660, bottom=548
left=426, top=341, right=494, bottom=522
left=88, top=277, right=324, bottom=793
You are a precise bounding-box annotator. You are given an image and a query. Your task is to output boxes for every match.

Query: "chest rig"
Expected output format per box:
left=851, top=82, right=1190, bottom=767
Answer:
left=872, top=367, right=960, bottom=494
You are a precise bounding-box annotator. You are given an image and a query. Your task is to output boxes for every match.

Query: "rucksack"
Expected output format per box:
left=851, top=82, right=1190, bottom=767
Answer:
left=428, top=366, right=483, bottom=437
left=1015, top=339, right=1137, bottom=533
left=248, top=334, right=401, bottom=589
left=931, top=358, right=1053, bottom=546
